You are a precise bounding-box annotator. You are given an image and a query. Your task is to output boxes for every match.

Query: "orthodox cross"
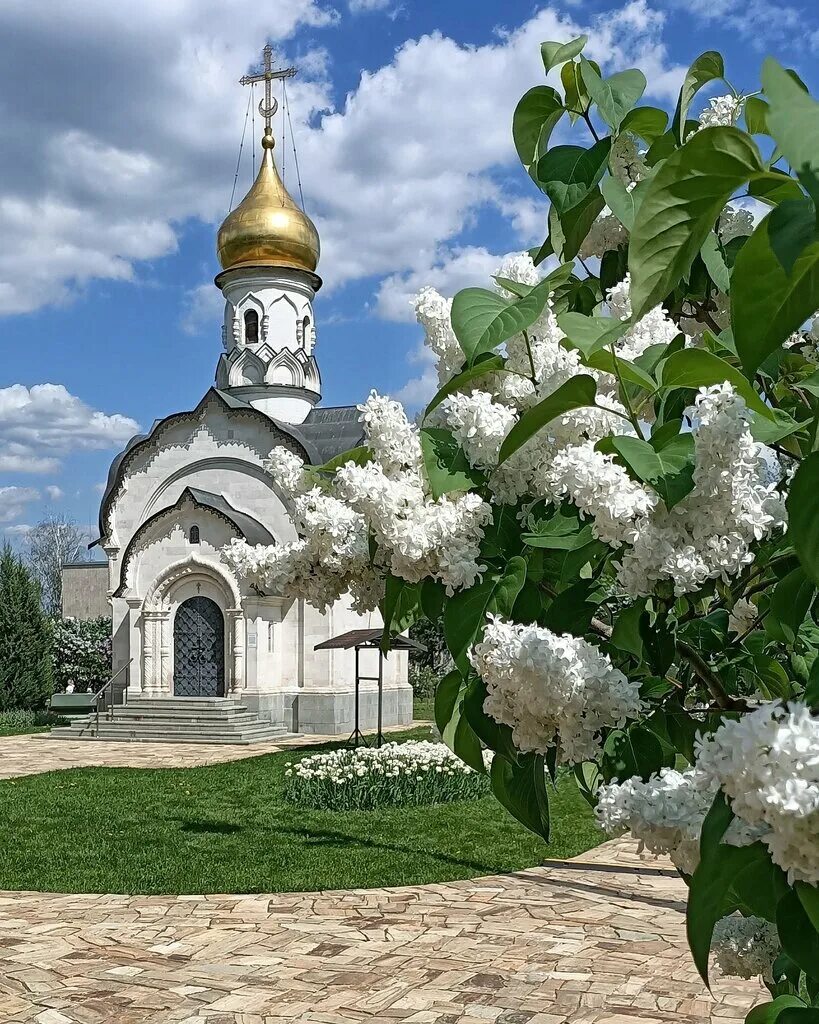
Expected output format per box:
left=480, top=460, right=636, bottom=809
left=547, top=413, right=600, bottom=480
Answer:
left=240, top=44, right=296, bottom=136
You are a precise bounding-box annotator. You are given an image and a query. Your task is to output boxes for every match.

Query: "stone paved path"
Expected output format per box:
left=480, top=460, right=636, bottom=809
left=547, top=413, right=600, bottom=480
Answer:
left=0, top=839, right=760, bottom=1024
left=0, top=725, right=416, bottom=781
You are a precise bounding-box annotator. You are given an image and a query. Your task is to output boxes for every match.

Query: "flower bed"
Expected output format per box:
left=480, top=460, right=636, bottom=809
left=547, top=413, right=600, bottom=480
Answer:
left=283, top=741, right=490, bottom=811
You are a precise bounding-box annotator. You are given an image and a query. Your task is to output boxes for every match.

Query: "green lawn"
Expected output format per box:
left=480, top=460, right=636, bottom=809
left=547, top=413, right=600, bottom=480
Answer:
left=0, top=728, right=603, bottom=895
left=413, top=695, right=434, bottom=721
left=0, top=725, right=51, bottom=736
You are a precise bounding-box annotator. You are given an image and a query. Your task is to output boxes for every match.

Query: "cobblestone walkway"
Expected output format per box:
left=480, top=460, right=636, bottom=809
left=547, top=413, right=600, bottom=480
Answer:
left=0, top=839, right=759, bottom=1024
left=0, top=725, right=416, bottom=781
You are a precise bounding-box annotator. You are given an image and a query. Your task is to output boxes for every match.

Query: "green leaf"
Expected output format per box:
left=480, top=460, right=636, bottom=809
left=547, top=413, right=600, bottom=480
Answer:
left=536, top=139, right=612, bottom=214
left=769, top=199, right=819, bottom=276
left=763, top=58, right=819, bottom=210
left=611, top=601, right=646, bottom=658
left=451, top=277, right=555, bottom=365
left=686, top=791, right=739, bottom=986
left=463, top=676, right=519, bottom=764
left=672, top=50, right=725, bottom=142
left=787, top=453, right=819, bottom=586
left=585, top=349, right=657, bottom=392
left=420, top=428, right=484, bottom=500
left=419, top=579, right=446, bottom=621
left=380, top=576, right=421, bottom=651
left=579, top=58, right=646, bottom=131
left=490, top=754, right=550, bottom=841
left=750, top=171, right=806, bottom=207
left=498, top=375, right=597, bottom=465
left=512, top=86, right=564, bottom=167
left=777, top=1010, right=819, bottom=1023
left=620, top=105, right=668, bottom=143
left=777, top=888, right=819, bottom=980
left=769, top=567, right=814, bottom=644
left=561, top=60, right=589, bottom=125
left=542, top=577, right=602, bottom=635
left=434, top=670, right=485, bottom=774
left=797, top=881, right=819, bottom=935
left=314, top=445, right=373, bottom=475
left=549, top=188, right=606, bottom=261
left=750, top=407, right=803, bottom=444
left=746, top=998, right=809, bottom=1024
left=443, top=557, right=527, bottom=671
left=610, top=433, right=695, bottom=509
left=557, top=312, right=630, bottom=357
left=601, top=725, right=668, bottom=783
left=660, top=348, right=772, bottom=418
left=733, top=210, right=819, bottom=375
left=424, top=354, right=505, bottom=416
left=744, top=96, right=770, bottom=136
left=541, top=35, right=587, bottom=73
left=701, top=232, right=731, bottom=293
left=522, top=510, right=595, bottom=549
left=628, top=127, right=763, bottom=320
left=601, top=174, right=642, bottom=231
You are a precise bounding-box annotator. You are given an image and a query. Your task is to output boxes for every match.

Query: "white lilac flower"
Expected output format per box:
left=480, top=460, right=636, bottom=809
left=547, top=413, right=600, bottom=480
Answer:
left=597, top=766, right=766, bottom=874
left=718, top=206, right=754, bottom=244
left=415, top=287, right=464, bottom=386
left=712, top=916, right=780, bottom=982
left=610, top=132, right=647, bottom=189
left=728, top=597, right=757, bottom=636
left=358, top=390, right=423, bottom=476
left=493, top=252, right=540, bottom=298
left=693, top=94, right=743, bottom=134
left=443, top=389, right=516, bottom=471
left=471, top=616, right=642, bottom=762
left=580, top=208, right=628, bottom=260
left=695, top=702, right=819, bottom=884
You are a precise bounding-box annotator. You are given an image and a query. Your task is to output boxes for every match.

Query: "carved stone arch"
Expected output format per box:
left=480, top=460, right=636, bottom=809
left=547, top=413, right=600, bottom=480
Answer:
left=228, top=347, right=266, bottom=386
left=304, top=355, right=321, bottom=392
left=144, top=552, right=241, bottom=611
left=266, top=348, right=305, bottom=387
left=235, top=292, right=265, bottom=346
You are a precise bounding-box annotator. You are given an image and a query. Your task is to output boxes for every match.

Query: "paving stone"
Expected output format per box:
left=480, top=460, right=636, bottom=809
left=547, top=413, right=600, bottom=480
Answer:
left=0, top=736, right=765, bottom=1023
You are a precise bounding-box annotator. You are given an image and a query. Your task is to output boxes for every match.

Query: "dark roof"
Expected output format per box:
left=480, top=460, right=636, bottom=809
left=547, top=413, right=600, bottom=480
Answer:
left=95, top=388, right=364, bottom=546
left=183, top=487, right=274, bottom=547
left=314, top=628, right=425, bottom=651
left=300, top=405, right=365, bottom=464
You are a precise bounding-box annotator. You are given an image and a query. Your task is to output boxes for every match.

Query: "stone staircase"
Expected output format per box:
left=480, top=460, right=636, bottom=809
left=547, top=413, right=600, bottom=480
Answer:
left=49, top=697, right=293, bottom=745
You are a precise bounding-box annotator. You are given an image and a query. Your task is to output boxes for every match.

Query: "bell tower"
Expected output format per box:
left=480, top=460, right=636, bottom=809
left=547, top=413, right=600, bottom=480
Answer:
left=214, top=45, right=322, bottom=425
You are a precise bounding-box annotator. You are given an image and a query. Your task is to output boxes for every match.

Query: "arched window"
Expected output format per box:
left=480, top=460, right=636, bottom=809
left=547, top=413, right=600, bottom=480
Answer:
left=244, top=309, right=259, bottom=344
left=189, top=525, right=200, bottom=545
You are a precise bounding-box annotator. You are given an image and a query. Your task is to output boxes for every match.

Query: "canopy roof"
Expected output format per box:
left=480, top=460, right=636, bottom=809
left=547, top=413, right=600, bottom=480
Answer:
left=314, top=629, right=425, bottom=651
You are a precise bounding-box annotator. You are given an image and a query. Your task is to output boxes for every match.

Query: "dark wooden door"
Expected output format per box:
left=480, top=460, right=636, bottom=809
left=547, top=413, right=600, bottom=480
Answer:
left=173, top=597, right=225, bottom=697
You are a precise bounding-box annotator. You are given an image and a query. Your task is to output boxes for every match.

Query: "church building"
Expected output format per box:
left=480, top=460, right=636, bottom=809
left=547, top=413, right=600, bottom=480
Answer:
left=61, top=49, right=411, bottom=741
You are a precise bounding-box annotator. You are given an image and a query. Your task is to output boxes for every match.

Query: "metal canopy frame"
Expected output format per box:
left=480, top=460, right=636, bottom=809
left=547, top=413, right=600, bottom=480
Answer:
left=314, top=629, right=425, bottom=748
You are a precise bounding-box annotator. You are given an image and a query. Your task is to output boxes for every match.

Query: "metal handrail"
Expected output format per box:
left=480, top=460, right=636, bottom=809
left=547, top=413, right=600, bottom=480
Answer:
left=94, top=659, right=133, bottom=734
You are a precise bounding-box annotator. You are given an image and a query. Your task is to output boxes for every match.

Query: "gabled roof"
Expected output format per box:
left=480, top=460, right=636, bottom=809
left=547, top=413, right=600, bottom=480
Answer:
left=95, top=388, right=363, bottom=547
left=113, top=486, right=275, bottom=597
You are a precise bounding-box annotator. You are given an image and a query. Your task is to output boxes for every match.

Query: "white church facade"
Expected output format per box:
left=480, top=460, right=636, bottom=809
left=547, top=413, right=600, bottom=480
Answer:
left=72, top=53, right=411, bottom=738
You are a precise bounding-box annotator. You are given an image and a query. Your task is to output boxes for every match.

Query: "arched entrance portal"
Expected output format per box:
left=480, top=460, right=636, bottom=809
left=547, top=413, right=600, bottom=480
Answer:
left=173, top=596, right=225, bottom=697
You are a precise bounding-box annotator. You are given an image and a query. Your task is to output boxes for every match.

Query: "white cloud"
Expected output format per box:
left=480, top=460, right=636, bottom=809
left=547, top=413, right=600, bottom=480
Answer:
left=0, top=1, right=684, bottom=318
left=349, top=0, right=392, bottom=11
left=0, top=385, right=139, bottom=475
left=180, top=282, right=225, bottom=335
left=45, top=485, right=64, bottom=502
left=3, top=523, right=32, bottom=537
left=0, top=487, right=40, bottom=523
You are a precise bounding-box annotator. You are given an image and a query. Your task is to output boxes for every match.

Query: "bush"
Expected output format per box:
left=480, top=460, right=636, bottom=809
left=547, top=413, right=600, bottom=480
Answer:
left=0, top=709, right=69, bottom=733
left=0, top=545, right=52, bottom=710
left=51, top=617, right=112, bottom=694
left=408, top=663, right=439, bottom=699
left=283, top=741, right=490, bottom=810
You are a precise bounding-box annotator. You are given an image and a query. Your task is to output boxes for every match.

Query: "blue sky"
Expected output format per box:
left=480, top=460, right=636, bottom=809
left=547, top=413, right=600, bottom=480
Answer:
left=0, top=0, right=817, bottom=543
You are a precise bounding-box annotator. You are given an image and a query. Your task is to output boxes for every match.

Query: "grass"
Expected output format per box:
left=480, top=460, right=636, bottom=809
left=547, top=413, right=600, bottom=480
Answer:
left=413, top=695, right=435, bottom=721
left=0, top=727, right=604, bottom=895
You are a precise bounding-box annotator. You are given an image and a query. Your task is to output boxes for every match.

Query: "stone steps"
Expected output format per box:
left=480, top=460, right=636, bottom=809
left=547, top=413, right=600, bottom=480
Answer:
left=49, top=697, right=294, bottom=745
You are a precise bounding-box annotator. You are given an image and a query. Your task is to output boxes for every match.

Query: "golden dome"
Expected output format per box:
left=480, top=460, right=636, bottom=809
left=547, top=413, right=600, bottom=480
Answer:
left=217, top=132, right=320, bottom=274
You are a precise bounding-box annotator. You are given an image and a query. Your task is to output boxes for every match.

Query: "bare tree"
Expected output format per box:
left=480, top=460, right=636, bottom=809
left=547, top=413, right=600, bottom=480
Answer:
left=26, top=514, right=88, bottom=617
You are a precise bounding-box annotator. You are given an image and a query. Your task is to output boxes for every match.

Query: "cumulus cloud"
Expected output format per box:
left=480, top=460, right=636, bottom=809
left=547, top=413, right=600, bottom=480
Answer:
left=349, top=0, right=393, bottom=11
left=0, top=385, right=139, bottom=474
left=45, top=485, right=64, bottom=502
left=0, top=1, right=684, bottom=318
left=0, top=487, right=40, bottom=523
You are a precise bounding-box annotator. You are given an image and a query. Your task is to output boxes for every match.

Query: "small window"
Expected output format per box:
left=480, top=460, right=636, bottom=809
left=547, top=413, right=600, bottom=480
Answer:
left=189, top=525, right=200, bottom=545
left=244, top=309, right=259, bottom=344
left=268, top=622, right=276, bottom=653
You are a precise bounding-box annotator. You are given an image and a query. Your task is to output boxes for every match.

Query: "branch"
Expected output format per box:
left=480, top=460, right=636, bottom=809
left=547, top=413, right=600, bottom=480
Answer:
left=675, top=639, right=748, bottom=712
